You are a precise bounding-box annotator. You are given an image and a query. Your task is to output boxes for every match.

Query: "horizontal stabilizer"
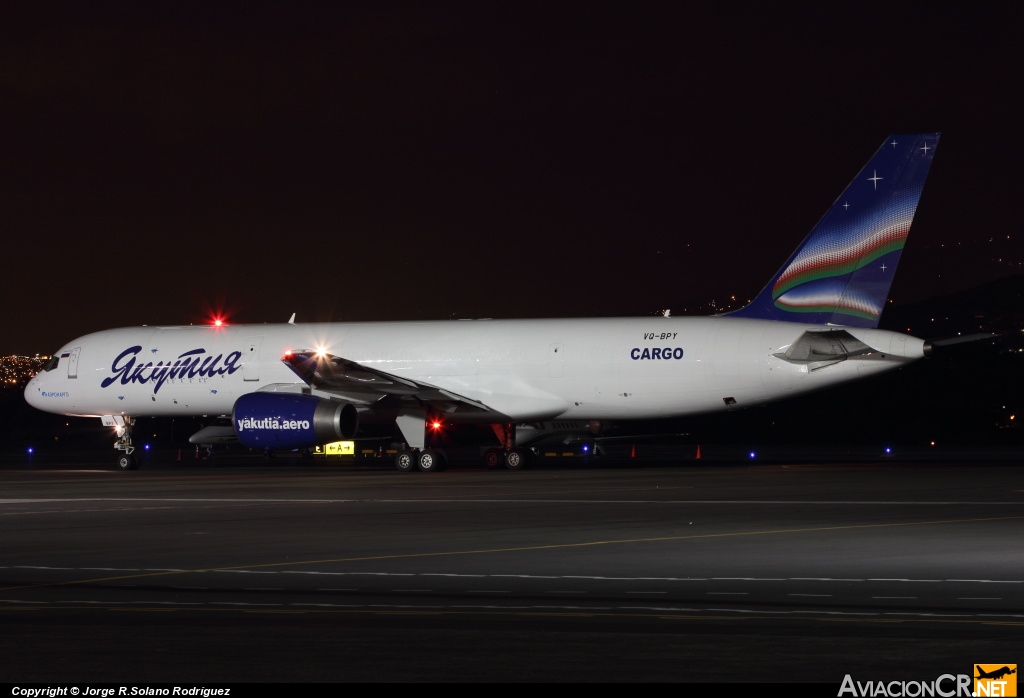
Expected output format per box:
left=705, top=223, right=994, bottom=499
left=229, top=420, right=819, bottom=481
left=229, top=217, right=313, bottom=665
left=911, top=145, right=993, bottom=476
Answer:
left=775, top=329, right=883, bottom=371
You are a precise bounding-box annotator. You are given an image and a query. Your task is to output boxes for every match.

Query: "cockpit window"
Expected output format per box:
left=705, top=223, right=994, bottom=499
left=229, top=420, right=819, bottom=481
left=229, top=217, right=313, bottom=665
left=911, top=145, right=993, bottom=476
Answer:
left=43, top=355, right=60, bottom=372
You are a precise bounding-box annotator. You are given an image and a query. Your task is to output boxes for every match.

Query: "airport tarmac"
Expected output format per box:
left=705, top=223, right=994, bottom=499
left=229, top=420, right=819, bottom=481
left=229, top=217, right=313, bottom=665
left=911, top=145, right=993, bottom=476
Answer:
left=1, top=455, right=1022, bottom=683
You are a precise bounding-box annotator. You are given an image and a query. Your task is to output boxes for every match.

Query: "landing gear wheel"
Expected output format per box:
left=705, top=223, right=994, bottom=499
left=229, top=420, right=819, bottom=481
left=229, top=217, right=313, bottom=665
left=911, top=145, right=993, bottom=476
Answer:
left=504, top=448, right=528, bottom=471
left=417, top=449, right=445, bottom=472
left=483, top=448, right=503, bottom=470
left=116, top=454, right=139, bottom=471
left=395, top=449, right=416, bottom=473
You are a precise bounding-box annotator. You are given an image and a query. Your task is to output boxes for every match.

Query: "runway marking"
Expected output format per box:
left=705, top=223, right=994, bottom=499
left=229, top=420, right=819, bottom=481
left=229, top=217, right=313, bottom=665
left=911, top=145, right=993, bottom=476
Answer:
left=2, top=600, right=1024, bottom=625
left=3, top=497, right=1023, bottom=506
left=16, top=566, right=77, bottom=570
left=421, top=573, right=486, bottom=578
left=409, top=485, right=698, bottom=499
left=9, top=566, right=1024, bottom=586
left=0, top=498, right=351, bottom=503
left=4, top=513, right=1022, bottom=593
left=977, top=613, right=1024, bottom=618
left=355, top=499, right=1024, bottom=505
left=560, top=575, right=707, bottom=581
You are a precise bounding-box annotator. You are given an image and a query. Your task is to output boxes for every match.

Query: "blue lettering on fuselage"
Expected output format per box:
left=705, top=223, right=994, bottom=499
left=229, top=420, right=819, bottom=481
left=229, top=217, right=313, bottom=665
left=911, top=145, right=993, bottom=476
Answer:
left=630, top=347, right=684, bottom=360
left=101, top=346, right=243, bottom=393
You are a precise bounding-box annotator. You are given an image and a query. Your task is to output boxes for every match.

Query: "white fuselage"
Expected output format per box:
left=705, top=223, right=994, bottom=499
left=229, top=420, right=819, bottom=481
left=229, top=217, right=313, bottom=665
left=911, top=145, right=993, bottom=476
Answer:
left=24, top=317, right=925, bottom=422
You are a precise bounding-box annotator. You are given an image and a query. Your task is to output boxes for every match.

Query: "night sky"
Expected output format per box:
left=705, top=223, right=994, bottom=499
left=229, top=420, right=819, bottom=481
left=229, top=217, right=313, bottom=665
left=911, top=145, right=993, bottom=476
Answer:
left=2, top=4, right=1021, bottom=355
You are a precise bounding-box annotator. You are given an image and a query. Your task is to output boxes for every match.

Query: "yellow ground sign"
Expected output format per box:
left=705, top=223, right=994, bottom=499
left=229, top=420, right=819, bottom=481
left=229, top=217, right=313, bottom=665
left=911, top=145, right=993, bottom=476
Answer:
left=314, top=441, right=355, bottom=456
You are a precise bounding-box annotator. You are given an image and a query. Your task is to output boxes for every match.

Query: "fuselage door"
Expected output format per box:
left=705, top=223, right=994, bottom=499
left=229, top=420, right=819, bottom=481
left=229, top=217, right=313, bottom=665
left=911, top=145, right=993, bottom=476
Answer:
left=67, top=347, right=81, bottom=379
left=242, top=337, right=262, bottom=381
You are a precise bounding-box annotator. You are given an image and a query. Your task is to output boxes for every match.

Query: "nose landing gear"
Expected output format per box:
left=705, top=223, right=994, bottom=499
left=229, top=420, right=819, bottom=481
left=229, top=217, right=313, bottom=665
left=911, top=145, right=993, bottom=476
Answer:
left=114, top=416, right=139, bottom=470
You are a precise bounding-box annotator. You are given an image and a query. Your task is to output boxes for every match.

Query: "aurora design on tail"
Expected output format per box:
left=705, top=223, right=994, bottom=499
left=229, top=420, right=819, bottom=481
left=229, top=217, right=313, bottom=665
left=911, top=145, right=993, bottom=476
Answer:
left=729, top=133, right=940, bottom=328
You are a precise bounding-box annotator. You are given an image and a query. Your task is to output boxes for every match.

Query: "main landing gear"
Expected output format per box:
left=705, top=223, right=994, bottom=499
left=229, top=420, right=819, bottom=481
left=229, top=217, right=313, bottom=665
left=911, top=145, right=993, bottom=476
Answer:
left=394, top=448, right=447, bottom=473
left=393, top=408, right=449, bottom=473
left=114, top=416, right=139, bottom=471
left=482, top=447, right=530, bottom=470
left=482, top=423, right=531, bottom=470
left=391, top=415, right=529, bottom=473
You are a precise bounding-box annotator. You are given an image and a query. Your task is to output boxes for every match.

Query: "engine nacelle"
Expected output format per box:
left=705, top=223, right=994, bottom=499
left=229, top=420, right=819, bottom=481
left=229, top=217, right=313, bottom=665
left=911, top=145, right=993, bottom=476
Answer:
left=232, top=393, right=359, bottom=450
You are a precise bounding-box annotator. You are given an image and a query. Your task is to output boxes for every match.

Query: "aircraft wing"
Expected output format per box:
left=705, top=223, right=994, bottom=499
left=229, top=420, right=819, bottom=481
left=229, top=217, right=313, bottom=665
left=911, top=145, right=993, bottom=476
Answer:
left=281, top=351, right=495, bottom=415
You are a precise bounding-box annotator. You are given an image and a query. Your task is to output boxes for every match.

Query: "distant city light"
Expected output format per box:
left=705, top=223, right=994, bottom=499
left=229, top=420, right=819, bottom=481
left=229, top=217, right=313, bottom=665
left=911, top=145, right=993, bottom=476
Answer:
left=0, top=355, right=47, bottom=386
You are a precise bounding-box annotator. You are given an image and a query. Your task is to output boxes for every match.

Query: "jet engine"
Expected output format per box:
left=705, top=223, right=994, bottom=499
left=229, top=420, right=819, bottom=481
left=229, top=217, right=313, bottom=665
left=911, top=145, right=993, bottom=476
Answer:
left=232, top=393, right=359, bottom=450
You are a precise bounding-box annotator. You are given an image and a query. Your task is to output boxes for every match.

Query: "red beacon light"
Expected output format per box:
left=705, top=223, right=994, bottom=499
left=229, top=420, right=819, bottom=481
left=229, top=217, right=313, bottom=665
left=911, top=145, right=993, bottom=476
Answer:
left=430, top=420, right=443, bottom=431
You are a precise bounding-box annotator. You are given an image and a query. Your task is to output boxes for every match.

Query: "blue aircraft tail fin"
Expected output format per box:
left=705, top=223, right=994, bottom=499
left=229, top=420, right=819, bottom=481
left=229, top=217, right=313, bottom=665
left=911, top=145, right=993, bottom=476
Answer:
left=728, top=133, right=940, bottom=328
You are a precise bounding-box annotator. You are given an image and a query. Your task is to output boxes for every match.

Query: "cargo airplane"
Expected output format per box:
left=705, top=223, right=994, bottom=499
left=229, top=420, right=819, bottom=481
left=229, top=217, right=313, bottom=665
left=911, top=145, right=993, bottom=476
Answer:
left=26, top=133, right=941, bottom=471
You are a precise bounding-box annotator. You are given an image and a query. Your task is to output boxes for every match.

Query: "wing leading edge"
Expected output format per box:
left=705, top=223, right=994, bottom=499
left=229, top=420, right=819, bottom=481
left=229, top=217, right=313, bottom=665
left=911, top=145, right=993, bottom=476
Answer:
left=280, top=351, right=495, bottom=416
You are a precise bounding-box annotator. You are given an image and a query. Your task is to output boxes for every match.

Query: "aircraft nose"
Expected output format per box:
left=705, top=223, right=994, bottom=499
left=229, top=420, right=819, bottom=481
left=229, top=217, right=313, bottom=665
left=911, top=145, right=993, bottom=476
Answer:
left=24, top=374, right=44, bottom=410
